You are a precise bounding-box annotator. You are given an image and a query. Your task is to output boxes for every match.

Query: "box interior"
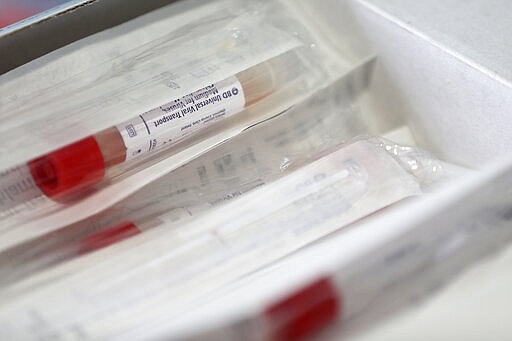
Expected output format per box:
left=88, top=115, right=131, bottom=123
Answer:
left=161, top=0, right=512, bottom=338
left=2, top=0, right=512, bottom=338
left=298, top=0, right=512, bottom=169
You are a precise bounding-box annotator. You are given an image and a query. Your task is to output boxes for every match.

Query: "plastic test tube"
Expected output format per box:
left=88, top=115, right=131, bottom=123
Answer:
left=77, top=221, right=142, bottom=255
left=201, top=255, right=414, bottom=341
left=27, top=59, right=280, bottom=201
left=232, top=212, right=485, bottom=341
left=0, top=216, right=175, bottom=287
left=76, top=205, right=205, bottom=255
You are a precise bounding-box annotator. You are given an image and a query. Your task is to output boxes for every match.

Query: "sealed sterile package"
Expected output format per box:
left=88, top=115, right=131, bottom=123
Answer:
left=0, top=61, right=377, bottom=283
left=0, top=59, right=457, bottom=287
left=0, top=55, right=373, bottom=252
left=0, top=135, right=453, bottom=339
left=0, top=0, right=345, bottom=225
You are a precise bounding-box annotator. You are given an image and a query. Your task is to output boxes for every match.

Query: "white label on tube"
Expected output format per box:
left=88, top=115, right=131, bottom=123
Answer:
left=117, top=76, right=246, bottom=160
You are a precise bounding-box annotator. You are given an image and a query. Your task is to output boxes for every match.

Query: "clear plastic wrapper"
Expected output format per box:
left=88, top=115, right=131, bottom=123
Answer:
left=369, top=136, right=454, bottom=191
left=0, top=60, right=375, bottom=285
left=0, top=135, right=451, bottom=339
left=0, top=0, right=344, bottom=223
left=0, top=56, right=455, bottom=288
left=0, top=55, right=372, bottom=256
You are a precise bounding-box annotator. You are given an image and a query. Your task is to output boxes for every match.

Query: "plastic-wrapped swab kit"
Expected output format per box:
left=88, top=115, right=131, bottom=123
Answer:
left=0, top=0, right=340, bottom=220
left=0, top=135, right=450, bottom=339
left=0, top=132, right=446, bottom=288
left=0, top=62, right=450, bottom=287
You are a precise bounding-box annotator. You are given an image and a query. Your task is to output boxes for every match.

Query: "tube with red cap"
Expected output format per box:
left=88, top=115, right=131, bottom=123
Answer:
left=27, top=58, right=280, bottom=202
left=264, top=276, right=341, bottom=341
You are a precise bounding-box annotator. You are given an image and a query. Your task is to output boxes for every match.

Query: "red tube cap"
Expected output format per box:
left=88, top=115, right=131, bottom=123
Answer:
left=78, top=221, right=140, bottom=255
left=28, top=136, right=106, bottom=201
left=264, top=277, right=341, bottom=341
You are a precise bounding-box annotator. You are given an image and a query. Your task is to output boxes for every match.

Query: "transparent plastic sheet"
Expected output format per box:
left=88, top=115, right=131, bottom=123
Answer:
left=340, top=135, right=472, bottom=194
left=0, top=60, right=375, bottom=285
left=369, top=136, right=457, bottom=191
left=0, top=56, right=370, bottom=257
left=0, top=63, right=458, bottom=290
left=0, top=0, right=303, bottom=167
left=0, top=51, right=299, bottom=218
left=0, top=0, right=348, bottom=233
left=0, top=136, right=455, bottom=340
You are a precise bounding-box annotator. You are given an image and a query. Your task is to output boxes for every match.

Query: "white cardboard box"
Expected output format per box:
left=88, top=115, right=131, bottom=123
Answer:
left=1, top=0, right=511, bottom=339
